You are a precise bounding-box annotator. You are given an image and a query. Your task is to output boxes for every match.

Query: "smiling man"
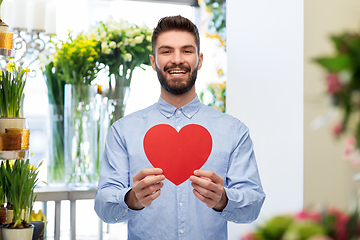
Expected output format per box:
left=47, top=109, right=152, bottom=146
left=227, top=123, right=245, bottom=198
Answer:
left=95, top=15, right=265, bottom=240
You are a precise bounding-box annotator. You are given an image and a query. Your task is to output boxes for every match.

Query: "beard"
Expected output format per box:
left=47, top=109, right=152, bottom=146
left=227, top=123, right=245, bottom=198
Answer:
left=156, top=63, right=198, bottom=95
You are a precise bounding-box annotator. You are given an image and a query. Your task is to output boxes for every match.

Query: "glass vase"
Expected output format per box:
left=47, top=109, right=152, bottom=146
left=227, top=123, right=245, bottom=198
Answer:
left=97, top=84, right=130, bottom=176
left=47, top=103, right=65, bottom=186
left=64, top=84, right=98, bottom=188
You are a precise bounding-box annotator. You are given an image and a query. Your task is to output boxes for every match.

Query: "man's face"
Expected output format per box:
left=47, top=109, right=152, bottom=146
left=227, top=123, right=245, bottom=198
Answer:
left=149, top=30, right=203, bottom=95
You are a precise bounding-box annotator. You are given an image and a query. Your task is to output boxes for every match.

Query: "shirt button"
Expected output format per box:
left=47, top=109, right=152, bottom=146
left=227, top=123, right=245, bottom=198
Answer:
left=187, top=115, right=191, bottom=118
left=177, top=110, right=181, bottom=114
left=179, top=202, right=183, bottom=207
left=125, top=210, right=128, bottom=213
left=167, top=114, right=171, bottom=117
left=235, top=220, right=238, bottom=223
left=180, top=230, right=184, bottom=234
left=176, top=126, right=181, bottom=130
left=115, top=218, right=118, bottom=221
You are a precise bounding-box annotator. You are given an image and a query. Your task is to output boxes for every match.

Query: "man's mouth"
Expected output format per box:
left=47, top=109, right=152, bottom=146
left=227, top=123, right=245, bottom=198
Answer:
left=168, top=69, right=188, bottom=76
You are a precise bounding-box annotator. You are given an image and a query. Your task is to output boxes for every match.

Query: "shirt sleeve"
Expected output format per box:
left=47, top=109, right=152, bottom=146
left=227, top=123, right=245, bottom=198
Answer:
left=220, top=121, right=266, bottom=223
left=94, top=123, right=142, bottom=223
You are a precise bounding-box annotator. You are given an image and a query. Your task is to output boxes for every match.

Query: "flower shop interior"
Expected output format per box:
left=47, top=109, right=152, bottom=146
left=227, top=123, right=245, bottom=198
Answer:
left=0, top=0, right=359, bottom=239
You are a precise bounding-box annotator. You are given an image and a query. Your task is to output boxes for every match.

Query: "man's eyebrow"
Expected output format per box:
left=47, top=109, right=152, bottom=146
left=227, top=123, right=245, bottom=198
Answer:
left=157, top=45, right=196, bottom=52
left=157, top=46, right=173, bottom=52
left=182, top=45, right=196, bottom=49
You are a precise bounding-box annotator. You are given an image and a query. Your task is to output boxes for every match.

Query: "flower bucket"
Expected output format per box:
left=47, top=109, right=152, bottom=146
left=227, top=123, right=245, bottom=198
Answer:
left=30, top=221, right=45, bottom=240
left=1, top=224, right=34, bottom=240
left=64, top=84, right=98, bottom=188
left=0, top=118, right=26, bottom=134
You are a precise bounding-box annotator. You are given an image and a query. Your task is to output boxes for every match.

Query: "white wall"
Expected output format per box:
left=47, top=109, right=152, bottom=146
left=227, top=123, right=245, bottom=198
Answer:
left=226, top=1, right=304, bottom=239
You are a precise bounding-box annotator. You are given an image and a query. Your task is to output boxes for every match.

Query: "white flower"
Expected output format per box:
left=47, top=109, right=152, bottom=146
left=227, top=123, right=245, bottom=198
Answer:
left=129, top=39, right=136, bottom=47
left=109, top=41, right=117, bottom=49
left=134, top=35, right=144, bottom=44
left=125, top=30, right=134, bottom=38
left=124, top=39, right=129, bottom=46
left=124, top=53, right=132, bottom=62
left=133, top=28, right=141, bottom=36
left=338, top=70, right=352, bottom=85
left=101, top=42, right=111, bottom=54
left=117, top=42, right=123, bottom=48
left=146, top=35, right=152, bottom=42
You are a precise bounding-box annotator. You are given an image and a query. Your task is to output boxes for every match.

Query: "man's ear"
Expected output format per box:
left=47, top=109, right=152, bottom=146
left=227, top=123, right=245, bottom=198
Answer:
left=197, top=53, right=204, bottom=70
left=149, top=54, right=156, bottom=71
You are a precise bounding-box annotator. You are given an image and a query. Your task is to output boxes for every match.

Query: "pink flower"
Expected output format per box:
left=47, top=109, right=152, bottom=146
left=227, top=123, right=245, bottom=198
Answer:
left=326, top=74, right=343, bottom=94
left=296, top=210, right=321, bottom=222
left=342, top=136, right=360, bottom=166
left=241, top=232, right=260, bottom=240
left=332, top=123, right=344, bottom=136
left=327, top=207, right=350, bottom=240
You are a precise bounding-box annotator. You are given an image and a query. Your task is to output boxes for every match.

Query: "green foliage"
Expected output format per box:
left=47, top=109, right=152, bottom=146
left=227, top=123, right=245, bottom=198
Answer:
left=255, top=215, right=294, bottom=240
left=1, top=160, right=41, bottom=228
left=204, top=0, right=226, bottom=35
left=200, top=82, right=226, bottom=113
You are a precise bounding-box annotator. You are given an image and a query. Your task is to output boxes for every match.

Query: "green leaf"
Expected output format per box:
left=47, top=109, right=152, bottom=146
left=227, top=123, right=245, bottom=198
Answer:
left=314, top=55, right=352, bottom=72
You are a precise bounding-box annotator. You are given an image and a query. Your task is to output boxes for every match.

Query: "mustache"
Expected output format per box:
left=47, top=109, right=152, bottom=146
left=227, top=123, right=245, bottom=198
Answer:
left=164, top=64, right=191, bottom=72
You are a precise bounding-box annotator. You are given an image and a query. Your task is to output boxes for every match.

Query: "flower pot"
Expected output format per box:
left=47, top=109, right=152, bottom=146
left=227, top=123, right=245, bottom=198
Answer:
left=0, top=206, right=6, bottom=224
left=1, top=224, right=34, bottom=240
left=0, top=118, right=26, bottom=134
left=30, top=221, right=45, bottom=240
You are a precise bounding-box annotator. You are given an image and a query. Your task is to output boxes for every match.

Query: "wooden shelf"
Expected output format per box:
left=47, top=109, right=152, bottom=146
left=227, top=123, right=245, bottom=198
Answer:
left=0, top=150, right=29, bottom=160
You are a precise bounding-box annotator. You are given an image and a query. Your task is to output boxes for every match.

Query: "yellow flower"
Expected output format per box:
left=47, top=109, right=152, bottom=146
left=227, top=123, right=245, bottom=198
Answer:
left=87, top=57, right=94, bottom=62
left=0, top=71, right=2, bottom=77
left=30, top=210, right=47, bottom=223
left=6, top=61, right=16, bottom=73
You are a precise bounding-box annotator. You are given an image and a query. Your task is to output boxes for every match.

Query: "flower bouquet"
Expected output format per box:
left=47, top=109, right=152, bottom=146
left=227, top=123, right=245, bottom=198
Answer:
left=88, top=16, right=153, bottom=123
left=314, top=31, right=360, bottom=155
left=241, top=207, right=360, bottom=240
left=56, top=31, right=100, bottom=187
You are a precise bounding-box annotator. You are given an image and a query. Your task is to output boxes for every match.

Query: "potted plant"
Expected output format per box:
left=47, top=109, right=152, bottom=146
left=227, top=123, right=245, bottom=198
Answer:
left=0, top=60, right=30, bottom=134
left=0, top=159, right=42, bottom=240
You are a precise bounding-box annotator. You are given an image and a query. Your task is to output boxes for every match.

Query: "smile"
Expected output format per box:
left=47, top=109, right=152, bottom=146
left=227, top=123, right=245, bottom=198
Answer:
left=168, top=69, right=188, bottom=75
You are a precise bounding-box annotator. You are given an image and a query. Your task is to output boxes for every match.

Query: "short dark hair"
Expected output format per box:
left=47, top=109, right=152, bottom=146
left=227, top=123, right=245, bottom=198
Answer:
left=152, top=15, right=200, bottom=55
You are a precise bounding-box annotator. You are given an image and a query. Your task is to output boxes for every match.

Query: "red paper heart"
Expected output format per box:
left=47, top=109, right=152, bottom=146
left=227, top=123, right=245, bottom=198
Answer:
left=143, top=124, right=212, bottom=186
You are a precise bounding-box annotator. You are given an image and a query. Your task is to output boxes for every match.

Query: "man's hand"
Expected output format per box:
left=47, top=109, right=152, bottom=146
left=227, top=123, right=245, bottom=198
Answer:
left=125, top=168, right=165, bottom=210
left=190, top=170, right=228, bottom=211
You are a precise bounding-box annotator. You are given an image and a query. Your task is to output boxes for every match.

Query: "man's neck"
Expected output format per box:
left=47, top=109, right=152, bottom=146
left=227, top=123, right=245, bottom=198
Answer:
left=160, top=88, right=196, bottom=109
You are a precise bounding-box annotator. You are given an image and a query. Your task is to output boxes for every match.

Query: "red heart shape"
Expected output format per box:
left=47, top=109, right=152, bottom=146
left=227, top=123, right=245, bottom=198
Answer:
left=143, top=124, right=212, bottom=186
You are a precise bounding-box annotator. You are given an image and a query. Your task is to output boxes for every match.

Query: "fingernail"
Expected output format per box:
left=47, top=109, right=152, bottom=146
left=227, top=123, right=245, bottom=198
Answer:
left=158, top=169, right=163, bottom=173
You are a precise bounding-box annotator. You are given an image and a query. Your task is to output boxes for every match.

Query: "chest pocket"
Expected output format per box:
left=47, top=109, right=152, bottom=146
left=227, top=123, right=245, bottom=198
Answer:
left=202, top=150, right=229, bottom=181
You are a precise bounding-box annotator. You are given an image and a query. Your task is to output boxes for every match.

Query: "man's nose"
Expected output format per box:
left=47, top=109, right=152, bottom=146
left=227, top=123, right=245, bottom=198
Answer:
left=171, top=51, right=185, bottom=65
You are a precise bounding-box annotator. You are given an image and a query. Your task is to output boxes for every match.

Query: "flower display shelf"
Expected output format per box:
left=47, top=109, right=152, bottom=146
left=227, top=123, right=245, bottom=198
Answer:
left=0, top=150, right=29, bottom=160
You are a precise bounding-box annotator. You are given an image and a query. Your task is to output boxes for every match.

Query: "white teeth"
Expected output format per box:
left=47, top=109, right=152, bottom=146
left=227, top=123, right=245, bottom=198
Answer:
left=169, top=70, right=186, bottom=74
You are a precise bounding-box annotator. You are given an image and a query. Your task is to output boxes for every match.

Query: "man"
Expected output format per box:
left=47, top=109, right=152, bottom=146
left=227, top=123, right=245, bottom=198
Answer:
left=95, top=15, right=265, bottom=240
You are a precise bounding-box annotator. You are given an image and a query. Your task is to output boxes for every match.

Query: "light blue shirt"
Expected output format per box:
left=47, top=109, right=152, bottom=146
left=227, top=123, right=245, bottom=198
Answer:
left=94, top=96, right=265, bottom=240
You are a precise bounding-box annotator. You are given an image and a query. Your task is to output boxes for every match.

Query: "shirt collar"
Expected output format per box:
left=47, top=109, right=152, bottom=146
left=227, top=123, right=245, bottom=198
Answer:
left=157, top=95, right=202, bottom=119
